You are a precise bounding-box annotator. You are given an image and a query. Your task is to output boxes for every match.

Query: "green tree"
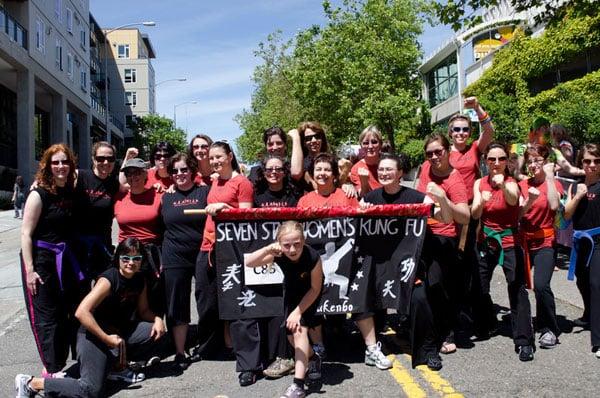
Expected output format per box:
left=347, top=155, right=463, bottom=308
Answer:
left=130, top=114, right=187, bottom=159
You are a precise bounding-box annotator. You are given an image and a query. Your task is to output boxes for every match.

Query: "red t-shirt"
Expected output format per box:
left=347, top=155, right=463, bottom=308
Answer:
left=201, top=174, right=254, bottom=251
left=349, top=159, right=382, bottom=194
left=449, top=140, right=481, bottom=202
left=194, top=173, right=213, bottom=186
left=416, top=167, right=468, bottom=237
left=297, top=188, right=359, bottom=208
left=519, top=178, right=564, bottom=250
left=114, top=189, right=163, bottom=244
left=146, top=168, right=174, bottom=190
left=478, top=175, right=521, bottom=248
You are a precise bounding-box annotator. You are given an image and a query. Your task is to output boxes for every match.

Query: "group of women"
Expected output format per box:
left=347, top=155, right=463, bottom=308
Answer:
left=13, top=95, right=600, bottom=398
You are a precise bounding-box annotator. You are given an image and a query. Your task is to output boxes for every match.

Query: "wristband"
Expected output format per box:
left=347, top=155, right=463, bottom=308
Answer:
left=480, top=116, right=492, bottom=124
left=477, top=112, right=489, bottom=121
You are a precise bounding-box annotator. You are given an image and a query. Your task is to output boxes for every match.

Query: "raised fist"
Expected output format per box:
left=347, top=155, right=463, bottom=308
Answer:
left=491, top=173, right=505, bottom=187
left=481, top=191, right=492, bottom=203
left=543, top=162, right=555, bottom=178
left=528, top=187, right=540, bottom=202
left=463, top=96, right=479, bottom=109
left=125, top=147, right=139, bottom=160
left=576, top=183, right=588, bottom=198
left=427, top=182, right=445, bottom=201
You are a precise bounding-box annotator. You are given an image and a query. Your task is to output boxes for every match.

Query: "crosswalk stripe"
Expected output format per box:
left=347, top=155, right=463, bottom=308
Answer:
left=387, top=355, right=427, bottom=398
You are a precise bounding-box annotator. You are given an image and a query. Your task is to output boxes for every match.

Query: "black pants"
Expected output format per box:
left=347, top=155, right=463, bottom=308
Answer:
left=574, top=240, right=600, bottom=347
left=410, top=283, right=438, bottom=368
left=142, top=243, right=165, bottom=317
left=476, top=245, right=533, bottom=347
left=44, top=322, right=167, bottom=398
left=460, top=217, right=483, bottom=331
left=230, top=316, right=287, bottom=372
left=194, top=251, right=222, bottom=358
left=164, top=267, right=194, bottom=327
left=21, top=255, right=81, bottom=373
left=530, top=247, right=560, bottom=336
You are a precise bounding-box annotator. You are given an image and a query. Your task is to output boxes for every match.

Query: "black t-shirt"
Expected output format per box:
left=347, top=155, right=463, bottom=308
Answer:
left=254, top=188, right=300, bottom=208
left=94, top=267, right=145, bottom=334
left=572, top=181, right=600, bottom=230
left=274, top=245, right=319, bottom=310
left=364, top=186, right=426, bottom=205
left=75, top=169, right=119, bottom=240
left=160, top=185, right=209, bottom=268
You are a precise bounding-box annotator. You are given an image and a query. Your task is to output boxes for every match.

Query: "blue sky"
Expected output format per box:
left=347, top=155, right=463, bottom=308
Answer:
left=90, top=0, right=453, bottom=148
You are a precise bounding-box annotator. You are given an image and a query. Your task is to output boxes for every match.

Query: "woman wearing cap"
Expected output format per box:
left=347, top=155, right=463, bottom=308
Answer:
left=20, top=143, right=81, bottom=378
left=114, top=158, right=164, bottom=316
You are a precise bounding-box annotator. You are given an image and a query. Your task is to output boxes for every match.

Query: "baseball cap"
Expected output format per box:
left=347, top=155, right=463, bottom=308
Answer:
left=122, top=158, right=147, bottom=170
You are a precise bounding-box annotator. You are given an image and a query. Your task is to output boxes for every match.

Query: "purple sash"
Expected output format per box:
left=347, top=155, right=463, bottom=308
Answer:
left=34, top=240, right=85, bottom=290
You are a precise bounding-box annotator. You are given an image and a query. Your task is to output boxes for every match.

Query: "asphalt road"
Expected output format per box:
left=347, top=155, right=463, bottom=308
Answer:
left=0, top=211, right=595, bottom=397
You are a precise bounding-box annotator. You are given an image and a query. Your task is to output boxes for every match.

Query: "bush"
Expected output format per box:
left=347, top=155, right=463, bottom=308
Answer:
left=401, top=138, right=425, bottom=169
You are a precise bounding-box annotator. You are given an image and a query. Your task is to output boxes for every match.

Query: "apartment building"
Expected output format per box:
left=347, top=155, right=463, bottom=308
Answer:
left=103, top=28, right=155, bottom=142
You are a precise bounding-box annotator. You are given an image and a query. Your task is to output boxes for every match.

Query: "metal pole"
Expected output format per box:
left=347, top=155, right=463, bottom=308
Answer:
left=173, top=104, right=177, bottom=128
left=104, top=37, right=111, bottom=143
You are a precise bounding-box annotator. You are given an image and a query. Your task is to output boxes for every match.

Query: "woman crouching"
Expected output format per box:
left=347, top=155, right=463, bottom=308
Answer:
left=244, top=221, right=323, bottom=398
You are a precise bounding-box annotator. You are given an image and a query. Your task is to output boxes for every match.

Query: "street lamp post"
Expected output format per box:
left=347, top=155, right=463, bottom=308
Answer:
left=103, top=21, right=155, bottom=144
left=156, top=78, right=187, bottom=87
left=173, top=100, right=198, bottom=129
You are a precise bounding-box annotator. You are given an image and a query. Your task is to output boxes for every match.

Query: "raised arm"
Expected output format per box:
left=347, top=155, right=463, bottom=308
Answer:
left=564, top=183, right=587, bottom=220
left=288, top=129, right=304, bottom=181
left=471, top=179, right=485, bottom=220
left=244, top=243, right=280, bottom=268
left=74, top=278, right=116, bottom=347
left=464, top=97, right=494, bottom=153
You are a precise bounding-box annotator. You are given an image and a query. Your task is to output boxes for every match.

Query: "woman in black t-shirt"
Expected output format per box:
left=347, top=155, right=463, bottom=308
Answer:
left=161, top=152, right=209, bottom=369
left=254, top=155, right=301, bottom=208
left=565, top=143, right=600, bottom=354
left=15, top=238, right=167, bottom=398
left=20, top=143, right=79, bottom=377
left=245, top=221, right=323, bottom=398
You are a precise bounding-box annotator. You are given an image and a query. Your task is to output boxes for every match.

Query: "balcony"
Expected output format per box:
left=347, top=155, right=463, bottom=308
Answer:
left=91, top=73, right=107, bottom=88
left=91, top=95, right=106, bottom=117
left=0, top=5, right=28, bottom=49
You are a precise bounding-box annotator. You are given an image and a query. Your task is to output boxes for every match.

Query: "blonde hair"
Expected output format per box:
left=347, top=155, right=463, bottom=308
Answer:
left=276, top=221, right=305, bottom=242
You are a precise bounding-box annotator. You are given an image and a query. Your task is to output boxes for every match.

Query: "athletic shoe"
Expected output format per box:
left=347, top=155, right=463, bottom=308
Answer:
left=128, top=356, right=160, bottom=372
left=107, top=369, right=145, bottom=383
left=306, top=354, right=322, bottom=380
left=174, top=353, right=191, bottom=370
left=14, top=374, right=35, bottom=398
left=263, top=357, right=295, bottom=378
left=365, top=342, right=393, bottom=370
left=238, top=371, right=257, bottom=387
left=539, top=331, right=558, bottom=349
left=312, top=343, right=326, bottom=360
left=518, top=345, right=535, bottom=362
left=280, top=383, right=306, bottom=398
left=426, top=354, right=443, bottom=371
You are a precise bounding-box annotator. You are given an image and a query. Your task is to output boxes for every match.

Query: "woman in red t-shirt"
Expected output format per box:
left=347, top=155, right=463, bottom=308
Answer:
left=519, top=144, right=563, bottom=348
left=416, top=133, right=470, bottom=356
left=146, top=141, right=176, bottom=189
left=472, top=142, right=535, bottom=361
left=188, top=134, right=214, bottom=186
left=350, top=125, right=384, bottom=197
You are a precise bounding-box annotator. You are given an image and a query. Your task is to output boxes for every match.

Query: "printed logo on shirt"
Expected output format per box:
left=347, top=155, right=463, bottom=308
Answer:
left=85, top=189, right=111, bottom=200
left=259, top=201, right=289, bottom=208
left=173, top=198, right=200, bottom=207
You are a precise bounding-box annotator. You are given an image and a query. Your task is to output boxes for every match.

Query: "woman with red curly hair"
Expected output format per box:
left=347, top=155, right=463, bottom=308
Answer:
left=20, top=143, right=84, bottom=378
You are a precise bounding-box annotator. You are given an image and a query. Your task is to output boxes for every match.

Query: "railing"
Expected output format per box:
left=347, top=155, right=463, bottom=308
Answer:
left=91, top=95, right=106, bottom=117
left=0, top=5, right=28, bottom=49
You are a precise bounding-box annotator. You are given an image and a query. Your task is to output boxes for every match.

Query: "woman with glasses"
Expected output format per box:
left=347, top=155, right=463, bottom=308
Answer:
left=160, top=153, right=209, bottom=370
left=350, top=126, right=384, bottom=197
left=20, top=143, right=81, bottom=378
left=147, top=141, right=177, bottom=189
left=472, top=142, right=535, bottom=362
left=188, top=134, right=214, bottom=186
left=193, top=141, right=255, bottom=384
left=298, top=122, right=330, bottom=191
left=16, top=238, right=167, bottom=398
left=416, top=133, right=470, bottom=356
left=518, top=144, right=563, bottom=349
left=564, top=144, right=600, bottom=356
left=114, top=158, right=164, bottom=317
left=73, top=141, right=121, bottom=280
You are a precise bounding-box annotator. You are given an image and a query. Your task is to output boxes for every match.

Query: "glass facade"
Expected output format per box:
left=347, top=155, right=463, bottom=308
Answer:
left=426, top=53, right=458, bottom=107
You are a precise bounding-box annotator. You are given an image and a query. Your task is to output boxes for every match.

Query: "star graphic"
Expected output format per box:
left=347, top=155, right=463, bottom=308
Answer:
left=356, top=270, right=364, bottom=279
left=351, top=283, right=359, bottom=292
left=357, top=256, right=364, bottom=264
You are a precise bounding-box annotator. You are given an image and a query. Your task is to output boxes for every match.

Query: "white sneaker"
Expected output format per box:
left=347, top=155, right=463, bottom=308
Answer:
left=280, top=383, right=306, bottom=398
left=14, top=374, right=35, bottom=398
left=107, top=369, right=145, bottom=383
left=539, top=331, right=558, bottom=349
left=365, top=341, right=393, bottom=370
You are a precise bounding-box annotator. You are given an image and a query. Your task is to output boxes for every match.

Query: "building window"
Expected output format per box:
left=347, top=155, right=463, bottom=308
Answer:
left=118, top=44, right=130, bottom=59
left=125, top=91, right=137, bottom=107
left=125, top=115, right=137, bottom=127
left=67, top=52, right=73, bottom=79
left=426, top=53, right=458, bottom=107
left=80, top=27, right=86, bottom=50
left=55, top=39, right=63, bottom=70
left=80, top=68, right=87, bottom=91
left=124, top=68, right=137, bottom=83
left=66, top=7, right=73, bottom=33
left=36, top=18, right=45, bottom=53
left=55, top=0, right=62, bottom=22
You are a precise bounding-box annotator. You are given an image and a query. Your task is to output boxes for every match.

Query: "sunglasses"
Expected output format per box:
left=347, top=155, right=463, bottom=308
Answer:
left=124, top=168, right=143, bottom=177
left=120, top=255, right=142, bottom=262
left=362, top=139, right=379, bottom=146
left=582, top=158, right=600, bottom=166
left=526, top=158, right=544, bottom=165
left=50, top=160, right=68, bottom=166
left=487, top=156, right=507, bottom=162
left=192, top=144, right=209, bottom=150
left=265, top=167, right=284, bottom=173
left=425, top=148, right=445, bottom=158
left=377, top=167, right=396, bottom=173
left=171, top=167, right=190, bottom=175
left=94, top=156, right=116, bottom=163
left=304, top=134, right=323, bottom=142
left=154, top=153, right=168, bottom=160
left=452, top=127, right=470, bottom=133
